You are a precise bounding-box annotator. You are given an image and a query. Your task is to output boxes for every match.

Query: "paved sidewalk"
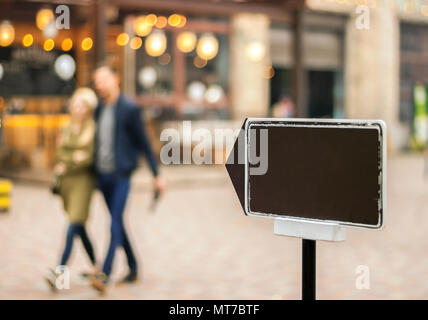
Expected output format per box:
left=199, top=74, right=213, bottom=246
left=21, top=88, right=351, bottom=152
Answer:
left=0, top=154, right=427, bottom=299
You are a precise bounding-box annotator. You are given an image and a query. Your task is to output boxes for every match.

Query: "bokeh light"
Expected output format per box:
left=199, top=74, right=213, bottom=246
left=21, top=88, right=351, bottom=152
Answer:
left=43, top=39, right=55, bottom=51
left=81, top=37, right=93, bottom=51
left=138, top=66, right=157, bottom=89
left=196, top=33, right=218, bottom=60
left=145, top=30, right=167, bottom=57
left=54, top=54, right=76, bottom=81
left=145, top=14, right=157, bottom=26
left=0, top=21, right=15, bottom=47
left=22, top=34, right=33, bottom=47
left=129, top=36, right=143, bottom=50
left=155, top=16, right=168, bottom=29
left=263, top=64, right=275, bottom=79
left=187, top=81, right=206, bottom=102
left=168, top=14, right=181, bottom=27
left=36, top=8, right=54, bottom=30
left=116, top=33, right=129, bottom=46
left=245, top=41, right=266, bottom=62
left=43, top=20, right=58, bottom=39
left=205, top=84, right=224, bottom=104
left=177, top=15, right=187, bottom=28
left=193, top=56, right=207, bottom=69
left=61, top=38, right=73, bottom=51
left=177, top=31, right=197, bottom=53
left=134, top=16, right=152, bottom=37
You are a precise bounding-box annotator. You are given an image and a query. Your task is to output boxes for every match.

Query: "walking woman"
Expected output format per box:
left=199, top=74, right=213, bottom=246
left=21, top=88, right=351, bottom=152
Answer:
left=45, top=88, right=98, bottom=291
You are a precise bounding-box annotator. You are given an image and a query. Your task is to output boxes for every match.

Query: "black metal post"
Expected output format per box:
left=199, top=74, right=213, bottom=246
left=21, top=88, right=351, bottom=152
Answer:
left=302, top=239, right=316, bottom=300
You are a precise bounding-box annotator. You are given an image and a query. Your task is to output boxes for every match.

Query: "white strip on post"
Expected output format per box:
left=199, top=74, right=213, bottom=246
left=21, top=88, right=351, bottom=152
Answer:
left=274, top=219, right=346, bottom=242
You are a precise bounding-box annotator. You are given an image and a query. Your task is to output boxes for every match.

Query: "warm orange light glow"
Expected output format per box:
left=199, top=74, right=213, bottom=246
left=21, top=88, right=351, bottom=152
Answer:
left=193, top=56, right=207, bottom=69
left=43, top=39, right=55, bottom=51
left=61, top=38, right=73, bottom=51
left=36, top=8, right=54, bottom=30
left=145, top=30, right=167, bottom=57
left=196, top=33, right=218, bottom=60
left=129, top=36, right=142, bottom=50
left=177, top=31, right=197, bottom=53
left=116, top=33, right=129, bottom=46
left=168, top=14, right=181, bottom=27
left=0, top=21, right=15, bottom=47
left=81, top=37, right=93, bottom=51
left=134, top=16, right=152, bottom=37
left=176, top=15, right=187, bottom=28
left=22, top=34, right=33, bottom=47
left=422, top=5, right=428, bottom=16
left=245, top=41, right=266, bottom=62
left=145, top=14, right=157, bottom=26
left=263, top=65, right=275, bottom=79
left=155, top=16, right=167, bottom=29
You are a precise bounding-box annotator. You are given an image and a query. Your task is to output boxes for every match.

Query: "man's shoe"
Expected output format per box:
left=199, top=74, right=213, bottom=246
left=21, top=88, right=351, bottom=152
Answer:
left=90, top=272, right=108, bottom=294
left=116, top=272, right=138, bottom=285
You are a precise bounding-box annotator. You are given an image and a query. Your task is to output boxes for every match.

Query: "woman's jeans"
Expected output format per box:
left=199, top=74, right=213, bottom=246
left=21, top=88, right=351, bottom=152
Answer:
left=60, top=223, right=96, bottom=266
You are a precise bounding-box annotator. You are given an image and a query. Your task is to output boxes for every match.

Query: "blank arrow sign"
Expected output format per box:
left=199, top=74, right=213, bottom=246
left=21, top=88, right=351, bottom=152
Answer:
left=226, top=118, right=386, bottom=229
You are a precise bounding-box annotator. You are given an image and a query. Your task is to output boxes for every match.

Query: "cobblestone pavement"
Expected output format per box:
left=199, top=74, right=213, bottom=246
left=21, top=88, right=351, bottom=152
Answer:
left=0, top=154, right=427, bottom=300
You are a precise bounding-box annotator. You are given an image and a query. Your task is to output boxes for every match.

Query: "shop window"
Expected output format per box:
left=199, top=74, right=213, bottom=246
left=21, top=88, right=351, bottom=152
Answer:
left=183, top=33, right=229, bottom=120
left=0, top=46, right=76, bottom=98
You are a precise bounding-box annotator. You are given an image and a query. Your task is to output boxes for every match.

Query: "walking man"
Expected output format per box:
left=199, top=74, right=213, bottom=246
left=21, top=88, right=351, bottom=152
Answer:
left=91, top=65, right=164, bottom=291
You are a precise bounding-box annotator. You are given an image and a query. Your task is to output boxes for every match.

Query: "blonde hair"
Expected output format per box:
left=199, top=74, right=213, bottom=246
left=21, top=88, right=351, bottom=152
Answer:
left=70, top=87, right=98, bottom=111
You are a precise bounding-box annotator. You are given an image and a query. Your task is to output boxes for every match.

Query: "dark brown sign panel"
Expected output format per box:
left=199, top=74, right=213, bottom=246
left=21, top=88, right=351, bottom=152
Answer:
left=226, top=118, right=386, bottom=229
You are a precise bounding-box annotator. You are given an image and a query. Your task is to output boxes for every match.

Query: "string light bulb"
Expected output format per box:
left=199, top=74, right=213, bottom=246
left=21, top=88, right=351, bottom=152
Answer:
left=145, top=30, right=167, bottom=57
left=134, top=16, right=152, bottom=37
left=196, top=33, right=218, bottom=60
left=22, top=34, right=34, bottom=47
left=0, top=21, right=15, bottom=47
left=61, top=38, right=73, bottom=51
left=81, top=37, right=93, bottom=51
left=36, top=8, right=54, bottom=30
left=43, top=38, right=55, bottom=51
left=177, top=31, right=197, bottom=53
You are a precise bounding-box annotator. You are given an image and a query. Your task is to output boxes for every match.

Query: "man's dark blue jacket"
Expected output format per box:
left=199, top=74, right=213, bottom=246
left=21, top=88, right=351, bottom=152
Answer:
left=94, top=94, right=158, bottom=177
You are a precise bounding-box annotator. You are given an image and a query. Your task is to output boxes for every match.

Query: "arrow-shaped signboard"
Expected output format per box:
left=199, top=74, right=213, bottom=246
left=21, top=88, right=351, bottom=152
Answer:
left=226, top=118, right=386, bottom=228
left=226, top=118, right=386, bottom=300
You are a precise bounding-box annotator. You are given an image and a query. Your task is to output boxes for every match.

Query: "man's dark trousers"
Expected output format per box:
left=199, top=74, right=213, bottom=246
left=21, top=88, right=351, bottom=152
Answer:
left=97, top=172, right=137, bottom=276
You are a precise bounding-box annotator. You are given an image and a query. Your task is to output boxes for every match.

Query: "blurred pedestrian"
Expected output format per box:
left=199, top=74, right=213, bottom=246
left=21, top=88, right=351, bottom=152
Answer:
left=90, top=65, right=165, bottom=292
left=45, top=88, right=99, bottom=291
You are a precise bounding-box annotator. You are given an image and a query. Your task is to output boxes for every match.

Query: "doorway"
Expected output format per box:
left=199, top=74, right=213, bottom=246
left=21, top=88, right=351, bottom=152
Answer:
left=307, top=70, right=335, bottom=118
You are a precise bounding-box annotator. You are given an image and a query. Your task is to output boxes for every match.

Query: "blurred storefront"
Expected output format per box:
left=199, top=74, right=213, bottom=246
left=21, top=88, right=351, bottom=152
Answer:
left=307, top=0, right=428, bottom=151
left=0, top=0, right=428, bottom=171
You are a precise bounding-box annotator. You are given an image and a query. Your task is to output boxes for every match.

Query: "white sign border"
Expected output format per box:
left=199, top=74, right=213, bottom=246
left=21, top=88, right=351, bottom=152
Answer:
left=244, top=118, right=387, bottom=230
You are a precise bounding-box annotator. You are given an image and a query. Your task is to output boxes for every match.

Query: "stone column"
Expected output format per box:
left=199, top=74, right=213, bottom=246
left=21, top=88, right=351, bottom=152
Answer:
left=123, top=16, right=136, bottom=97
left=345, top=6, right=401, bottom=150
left=230, top=13, right=270, bottom=121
